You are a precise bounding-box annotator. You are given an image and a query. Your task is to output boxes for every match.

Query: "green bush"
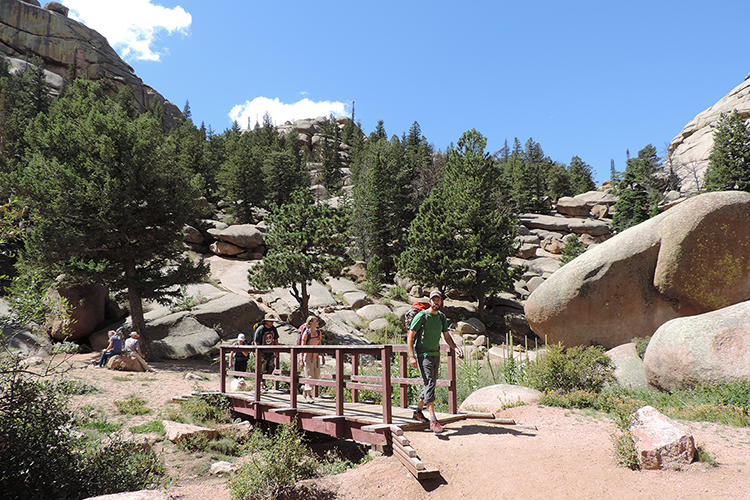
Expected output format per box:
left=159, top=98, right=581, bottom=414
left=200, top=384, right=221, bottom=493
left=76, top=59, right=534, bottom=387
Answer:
left=81, top=440, right=165, bottom=496
left=387, top=286, right=410, bottom=302
left=527, top=343, right=614, bottom=393
left=228, top=423, right=320, bottom=500
left=0, top=377, right=86, bottom=500
left=177, top=433, right=210, bottom=453
left=612, top=431, right=640, bottom=470
left=632, top=336, right=650, bottom=360
left=0, top=368, right=165, bottom=500
left=359, top=279, right=383, bottom=297
left=560, top=236, right=587, bottom=266
left=180, top=393, right=232, bottom=425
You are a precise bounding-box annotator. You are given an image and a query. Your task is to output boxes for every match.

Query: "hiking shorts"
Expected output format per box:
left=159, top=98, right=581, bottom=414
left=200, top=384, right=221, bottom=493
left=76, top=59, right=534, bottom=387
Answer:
left=260, top=355, right=275, bottom=375
left=417, top=355, right=440, bottom=404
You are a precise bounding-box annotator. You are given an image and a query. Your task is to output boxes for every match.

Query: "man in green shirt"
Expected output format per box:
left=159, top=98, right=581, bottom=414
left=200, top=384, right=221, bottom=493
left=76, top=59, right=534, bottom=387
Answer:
left=408, top=290, right=464, bottom=433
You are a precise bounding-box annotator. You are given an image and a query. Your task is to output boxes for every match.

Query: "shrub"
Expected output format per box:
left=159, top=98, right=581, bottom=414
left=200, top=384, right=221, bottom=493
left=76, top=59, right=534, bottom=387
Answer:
left=170, top=285, right=206, bottom=313
left=527, top=343, right=614, bottom=393
left=632, top=336, right=650, bottom=360
left=177, top=433, right=210, bottom=453
left=0, top=376, right=86, bottom=500
left=81, top=440, right=165, bottom=497
left=180, top=393, right=232, bottom=425
left=560, top=236, right=587, bottom=266
left=612, top=431, right=640, bottom=470
left=359, top=279, right=383, bottom=297
left=207, top=425, right=252, bottom=457
left=387, top=286, right=410, bottom=302
left=228, top=423, right=320, bottom=500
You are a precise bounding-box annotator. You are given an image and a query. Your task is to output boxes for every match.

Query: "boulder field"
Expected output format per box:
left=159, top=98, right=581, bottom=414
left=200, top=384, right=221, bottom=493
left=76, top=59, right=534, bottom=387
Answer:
left=525, top=191, right=750, bottom=349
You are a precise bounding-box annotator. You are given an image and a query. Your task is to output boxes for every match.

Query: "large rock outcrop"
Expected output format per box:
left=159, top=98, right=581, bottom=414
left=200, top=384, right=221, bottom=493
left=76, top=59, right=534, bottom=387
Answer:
left=667, top=73, right=750, bottom=194
left=0, top=0, right=181, bottom=128
left=525, top=191, right=750, bottom=348
left=644, top=300, right=750, bottom=391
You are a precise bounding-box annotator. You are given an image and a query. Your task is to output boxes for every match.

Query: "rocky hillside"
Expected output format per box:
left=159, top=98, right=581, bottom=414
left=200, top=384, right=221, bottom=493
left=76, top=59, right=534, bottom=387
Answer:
left=667, top=72, right=750, bottom=194
left=0, top=0, right=182, bottom=128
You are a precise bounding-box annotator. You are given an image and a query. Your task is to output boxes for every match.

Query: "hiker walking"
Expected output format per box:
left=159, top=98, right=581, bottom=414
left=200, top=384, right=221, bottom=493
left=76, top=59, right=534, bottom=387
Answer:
left=229, top=333, right=249, bottom=377
left=253, top=313, right=280, bottom=393
left=407, top=290, right=463, bottom=433
left=300, top=315, right=324, bottom=403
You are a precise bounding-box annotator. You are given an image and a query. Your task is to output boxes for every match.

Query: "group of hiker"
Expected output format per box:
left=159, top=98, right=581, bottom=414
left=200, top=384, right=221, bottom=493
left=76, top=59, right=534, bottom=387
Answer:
left=227, top=289, right=463, bottom=434
left=227, top=312, right=322, bottom=402
left=95, top=329, right=154, bottom=372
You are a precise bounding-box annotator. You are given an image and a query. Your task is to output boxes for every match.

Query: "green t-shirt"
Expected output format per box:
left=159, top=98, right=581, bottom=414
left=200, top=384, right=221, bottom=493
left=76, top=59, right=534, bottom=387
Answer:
left=410, top=310, right=447, bottom=357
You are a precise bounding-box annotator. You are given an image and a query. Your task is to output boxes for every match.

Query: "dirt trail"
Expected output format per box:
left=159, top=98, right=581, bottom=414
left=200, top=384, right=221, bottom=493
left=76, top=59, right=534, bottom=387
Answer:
left=62, top=354, right=750, bottom=500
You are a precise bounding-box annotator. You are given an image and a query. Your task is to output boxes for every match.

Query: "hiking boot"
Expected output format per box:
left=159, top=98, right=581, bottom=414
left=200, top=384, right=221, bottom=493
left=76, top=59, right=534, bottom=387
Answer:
left=413, top=409, right=429, bottom=424
left=430, top=420, right=444, bottom=434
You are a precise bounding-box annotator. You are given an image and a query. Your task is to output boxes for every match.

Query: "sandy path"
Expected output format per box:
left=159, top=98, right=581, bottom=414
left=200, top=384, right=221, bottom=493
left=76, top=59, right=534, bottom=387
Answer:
left=60, top=354, right=750, bottom=500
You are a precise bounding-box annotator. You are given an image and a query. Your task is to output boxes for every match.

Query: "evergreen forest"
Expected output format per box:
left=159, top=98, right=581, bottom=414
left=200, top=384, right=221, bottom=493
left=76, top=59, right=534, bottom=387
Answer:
left=2, top=57, right=749, bottom=343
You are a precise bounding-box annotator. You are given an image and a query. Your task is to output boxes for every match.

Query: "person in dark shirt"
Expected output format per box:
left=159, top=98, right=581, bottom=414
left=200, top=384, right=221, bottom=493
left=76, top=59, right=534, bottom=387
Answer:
left=97, top=330, right=122, bottom=368
left=253, top=314, right=279, bottom=392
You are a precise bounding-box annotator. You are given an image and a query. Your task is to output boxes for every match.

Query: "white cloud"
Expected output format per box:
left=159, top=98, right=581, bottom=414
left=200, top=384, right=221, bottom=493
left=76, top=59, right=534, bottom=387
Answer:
left=65, top=0, right=191, bottom=62
left=229, top=97, right=348, bottom=129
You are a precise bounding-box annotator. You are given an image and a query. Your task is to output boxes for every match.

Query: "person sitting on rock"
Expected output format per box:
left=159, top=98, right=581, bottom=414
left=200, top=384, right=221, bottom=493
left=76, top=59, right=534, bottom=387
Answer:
left=124, top=331, right=155, bottom=372
left=97, top=330, right=122, bottom=368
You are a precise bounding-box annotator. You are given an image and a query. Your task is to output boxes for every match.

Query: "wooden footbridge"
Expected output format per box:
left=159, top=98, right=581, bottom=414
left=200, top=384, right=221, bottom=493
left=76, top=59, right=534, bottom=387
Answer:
left=219, top=343, right=467, bottom=479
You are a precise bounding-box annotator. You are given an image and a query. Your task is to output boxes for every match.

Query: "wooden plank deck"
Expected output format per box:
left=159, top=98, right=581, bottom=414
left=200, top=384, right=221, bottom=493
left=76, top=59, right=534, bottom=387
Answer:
left=224, top=389, right=466, bottom=441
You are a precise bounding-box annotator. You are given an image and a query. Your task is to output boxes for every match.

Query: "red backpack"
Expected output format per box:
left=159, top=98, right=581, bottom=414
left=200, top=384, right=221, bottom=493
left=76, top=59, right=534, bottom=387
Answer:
left=404, top=301, right=430, bottom=331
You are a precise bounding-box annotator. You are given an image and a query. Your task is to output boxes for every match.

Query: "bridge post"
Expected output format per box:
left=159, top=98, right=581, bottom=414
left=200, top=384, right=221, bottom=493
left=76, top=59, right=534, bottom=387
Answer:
left=448, top=347, right=457, bottom=414
left=290, top=347, right=298, bottom=408
left=335, top=348, right=344, bottom=416
left=399, top=350, right=408, bottom=408
left=381, top=345, right=393, bottom=424
left=254, top=346, right=262, bottom=401
left=351, top=352, right=359, bottom=403
left=219, top=346, right=226, bottom=393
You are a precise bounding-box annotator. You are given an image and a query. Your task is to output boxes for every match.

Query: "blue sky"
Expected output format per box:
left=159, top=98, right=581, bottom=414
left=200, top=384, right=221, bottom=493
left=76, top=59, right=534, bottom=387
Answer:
left=64, top=0, right=749, bottom=184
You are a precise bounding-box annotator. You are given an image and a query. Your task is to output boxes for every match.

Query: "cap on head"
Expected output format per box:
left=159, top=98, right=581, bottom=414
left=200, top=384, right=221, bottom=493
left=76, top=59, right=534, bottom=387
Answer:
left=429, top=290, right=443, bottom=300
left=130, top=332, right=139, bottom=338
left=264, top=313, right=277, bottom=323
left=237, top=333, right=246, bottom=341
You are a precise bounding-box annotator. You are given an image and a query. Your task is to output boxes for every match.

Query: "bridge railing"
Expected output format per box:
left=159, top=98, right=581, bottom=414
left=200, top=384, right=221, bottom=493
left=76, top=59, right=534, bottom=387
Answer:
left=219, top=344, right=458, bottom=424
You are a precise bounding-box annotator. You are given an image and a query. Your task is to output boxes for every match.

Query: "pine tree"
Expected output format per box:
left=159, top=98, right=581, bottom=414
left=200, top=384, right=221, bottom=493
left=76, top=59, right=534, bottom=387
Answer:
left=545, top=162, right=572, bottom=200
left=612, top=144, right=661, bottom=232
left=351, top=135, right=413, bottom=280
left=398, top=129, right=521, bottom=316
left=568, top=156, right=596, bottom=195
left=14, top=80, right=208, bottom=357
left=248, top=190, right=348, bottom=319
left=704, top=110, right=750, bottom=192
left=217, top=126, right=264, bottom=222
left=318, top=115, right=343, bottom=193
left=263, top=131, right=309, bottom=207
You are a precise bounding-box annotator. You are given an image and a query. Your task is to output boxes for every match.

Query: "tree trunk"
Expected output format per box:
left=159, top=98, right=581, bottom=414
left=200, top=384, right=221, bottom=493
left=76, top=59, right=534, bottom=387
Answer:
left=478, top=293, right=486, bottom=321
left=124, top=259, right=148, bottom=359
left=301, top=281, right=309, bottom=320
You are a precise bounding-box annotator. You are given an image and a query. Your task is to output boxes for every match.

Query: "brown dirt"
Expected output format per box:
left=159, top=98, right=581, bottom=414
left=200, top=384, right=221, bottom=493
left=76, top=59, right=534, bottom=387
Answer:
left=59, top=353, right=750, bottom=500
